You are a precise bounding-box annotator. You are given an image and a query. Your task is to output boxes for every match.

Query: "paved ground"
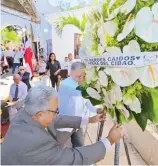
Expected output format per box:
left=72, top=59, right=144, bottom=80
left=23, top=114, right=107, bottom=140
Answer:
left=0, top=72, right=147, bottom=165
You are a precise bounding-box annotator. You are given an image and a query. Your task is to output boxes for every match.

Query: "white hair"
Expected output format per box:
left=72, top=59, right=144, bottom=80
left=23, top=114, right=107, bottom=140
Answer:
left=24, top=85, right=58, bottom=115
left=71, top=62, right=86, bottom=71
left=13, top=74, right=20, bottom=79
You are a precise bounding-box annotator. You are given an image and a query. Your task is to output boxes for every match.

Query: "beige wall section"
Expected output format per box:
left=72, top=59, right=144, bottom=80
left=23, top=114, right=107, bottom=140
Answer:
left=125, top=121, right=158, bottom=165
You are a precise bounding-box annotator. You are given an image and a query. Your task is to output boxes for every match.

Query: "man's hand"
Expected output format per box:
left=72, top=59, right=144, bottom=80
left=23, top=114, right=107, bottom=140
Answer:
left=89, top=114, right=106, bottom=123
left=106, top=123, right=124, bottom=145
left=6, top=101, right=18, bottom=107
left=54, top=72, right=58, bottom=76
left=97, top=108, right=104, bottom=114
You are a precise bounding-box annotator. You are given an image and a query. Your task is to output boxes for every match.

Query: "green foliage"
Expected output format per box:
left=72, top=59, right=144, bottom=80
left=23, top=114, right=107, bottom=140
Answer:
left=1, top=27, right=22, bottom=44
left=55, top=13, right=88, bottom=37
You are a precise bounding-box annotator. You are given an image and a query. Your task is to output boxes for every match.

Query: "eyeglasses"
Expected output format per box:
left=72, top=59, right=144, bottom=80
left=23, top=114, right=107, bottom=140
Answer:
left=48, top=109, right=59, bottom=115
left=20, top=69, right=24, bottom=71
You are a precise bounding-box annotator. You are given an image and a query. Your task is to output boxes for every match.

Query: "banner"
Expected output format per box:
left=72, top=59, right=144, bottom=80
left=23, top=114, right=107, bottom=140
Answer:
left=82, top=52, right=158, bottom=68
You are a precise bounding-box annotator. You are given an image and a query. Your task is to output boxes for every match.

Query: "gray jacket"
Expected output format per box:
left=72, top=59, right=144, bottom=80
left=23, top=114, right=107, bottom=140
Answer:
left=1, top=109, right=106, bottom=165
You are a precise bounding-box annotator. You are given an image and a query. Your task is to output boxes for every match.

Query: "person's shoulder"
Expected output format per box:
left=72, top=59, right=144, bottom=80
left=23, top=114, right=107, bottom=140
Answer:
left=25, top=71, right=30, bottom=75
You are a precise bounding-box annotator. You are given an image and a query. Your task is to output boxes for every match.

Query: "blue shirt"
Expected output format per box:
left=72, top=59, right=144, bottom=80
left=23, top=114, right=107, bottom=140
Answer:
left=58, top=77, right=97, bottom=117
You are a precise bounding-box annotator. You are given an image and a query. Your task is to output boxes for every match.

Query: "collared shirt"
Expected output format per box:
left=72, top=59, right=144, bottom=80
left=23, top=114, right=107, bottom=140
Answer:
left=9, top=81, right=28, bottom=102
left=58, top=77, right=97, bottom=119
left=39, top=61, right=46, bottom=73
left=13, top=52, right=21, bottom=63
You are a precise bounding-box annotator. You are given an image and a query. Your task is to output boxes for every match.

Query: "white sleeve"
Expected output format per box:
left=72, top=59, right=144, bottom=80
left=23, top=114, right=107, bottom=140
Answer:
left=9, top=85, right=13, bottom=102
left=100, top=138, right=112, bottom=152
left=85, top=99, right=97, bottom=114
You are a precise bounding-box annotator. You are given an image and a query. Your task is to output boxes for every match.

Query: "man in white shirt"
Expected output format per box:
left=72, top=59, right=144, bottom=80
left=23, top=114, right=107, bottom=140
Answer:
left=3, top=47, right=14, bottom=68
left=12, top=48, right=21, bottom=74
left=8, top=74, right=28, bottom=121
left=58, top=62, right=102, bottom=147
left=67, top=53, right=81, bottom=76
left=37, top=56, right=46, bottom=76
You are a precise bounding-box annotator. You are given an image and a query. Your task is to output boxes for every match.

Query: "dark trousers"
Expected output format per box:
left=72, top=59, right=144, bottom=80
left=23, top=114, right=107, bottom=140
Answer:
left=71, top=128, right=84, bottom=148
left=20, top=58, right=23, bottom=66
left=39, top=72, right=45, bottom=76
left=50, top=75, right=58, bottom=88
left=6, top=57, right=12, bottom=68
left=12, top=63, right=20, bottom=74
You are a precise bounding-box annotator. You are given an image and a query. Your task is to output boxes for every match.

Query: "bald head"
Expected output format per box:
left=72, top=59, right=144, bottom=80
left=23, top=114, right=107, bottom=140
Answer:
left=68, top=53, right=73, bottom=61
left=13, top=74, right=21, bottom=84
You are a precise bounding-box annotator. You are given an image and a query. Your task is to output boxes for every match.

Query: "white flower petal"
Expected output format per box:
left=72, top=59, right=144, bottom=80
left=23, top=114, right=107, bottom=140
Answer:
left=117, top=104, right=130, bottom=119
left=86, top=87, right=101, bottom=100
left=152, top=3, right=158, bottom=20
left=98, top=44, right=104, bottom=54
left=86, top=67, right=95, bottom=83
left=103, top=21, right=118, bottom=37
left=106, top=46, right=122, bottom=54
left=108, top=68, right=138, bottom=87
left=106, top=8, right=120, bottom=21
left=123, top=40, right=141, bottom=53
left=136, top=6, right=158, bottom=43
left=95, top=82, right=101, bottom=93
left=98, top=70, right=108, bottom=86
left=121, top=0, right=136, bottom=15
left=123, top=96, right=141, bottom=113
left=129, top=97, right=141, bottom=113
left=117, top=19, right=135, bottom=42
left=102, top=89, right=113, bottom=108
left=139, top=65, right=158, bottom=88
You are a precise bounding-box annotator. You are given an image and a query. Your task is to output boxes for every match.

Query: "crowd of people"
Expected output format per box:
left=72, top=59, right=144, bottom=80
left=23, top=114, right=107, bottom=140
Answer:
left=1, top=52, right=124, bottom=164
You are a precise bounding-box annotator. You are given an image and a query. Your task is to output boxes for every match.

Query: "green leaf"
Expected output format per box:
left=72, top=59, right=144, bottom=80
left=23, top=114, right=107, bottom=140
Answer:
left=132, top=112, right=148, bottom=131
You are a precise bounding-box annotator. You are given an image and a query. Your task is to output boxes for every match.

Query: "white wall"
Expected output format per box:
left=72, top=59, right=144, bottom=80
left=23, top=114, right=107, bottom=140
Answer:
left=52, top=25, right=81, bottom=66
left=50, top=8, right=90, bottom=67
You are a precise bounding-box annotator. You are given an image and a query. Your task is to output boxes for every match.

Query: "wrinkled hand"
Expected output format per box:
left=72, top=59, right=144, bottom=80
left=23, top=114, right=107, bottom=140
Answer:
left=97, top=108, right=104, bottom=114
left=107, top=123, right=124, bottom=145
left=89, top=114, right=106, bottom=123
left=6, top=101, right=18, bottom=107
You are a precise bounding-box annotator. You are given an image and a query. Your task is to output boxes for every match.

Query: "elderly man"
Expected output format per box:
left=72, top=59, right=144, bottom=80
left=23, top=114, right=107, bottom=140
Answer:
left=58, top=62, right=103, bottom=148
left=2, top=85, right=124, bottom=165
left=18, top=66, right=31, bottom=90
left=8, top=74, right=27, bottom=121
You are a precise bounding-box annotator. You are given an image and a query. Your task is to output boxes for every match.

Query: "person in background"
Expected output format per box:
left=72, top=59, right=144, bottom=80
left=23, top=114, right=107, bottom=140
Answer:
left=67, top=53, right=81, bottom=76
left=58, top=62, right=103, bottom=147
left=19, top=47, right=24, bottom=66
left=18, top=66, right=31, bottom=90
left=12, top=48, right=21, bottom=74
left=63, top=57, right=69, bottom=69
left=7, top=74, right=27, bottom=121
left=1, top=85, right=124, bottom=165
left=3, top=47, right=14, bottom=68
left=46, top=53, right=61, bottom=88
left=37, top=56, right=46, bottom=76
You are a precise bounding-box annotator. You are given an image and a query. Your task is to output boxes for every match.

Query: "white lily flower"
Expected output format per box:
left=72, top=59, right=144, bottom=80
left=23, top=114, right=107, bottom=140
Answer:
left=86, top=67, right=95, bottom=84
left=135, top=3, right=158, bottom=43
left=139, top=65, right=158, bottom=88
left=98, top=70, right=108, bottom=86
left=105, top=45, right=139, bottom=87
left=120, top=0, right=136, bottom=15
left=97, top=21, right=118, bottom=46
left=102, top=88, right=113, bottom=108
left=123, top=96, right=141, bottom=113
left=109, top=84, right=123, bottom=103
left=117, top=19, right=135, bottom=41
left=95, top=82, right=101, bottom=93
left=117, top=103, right=130, bottom=119
left=86, top=87, right=101, bottom=100
left=106, top=8, right=120, bottom=21
left=123, top=40, right=141, bottom=53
